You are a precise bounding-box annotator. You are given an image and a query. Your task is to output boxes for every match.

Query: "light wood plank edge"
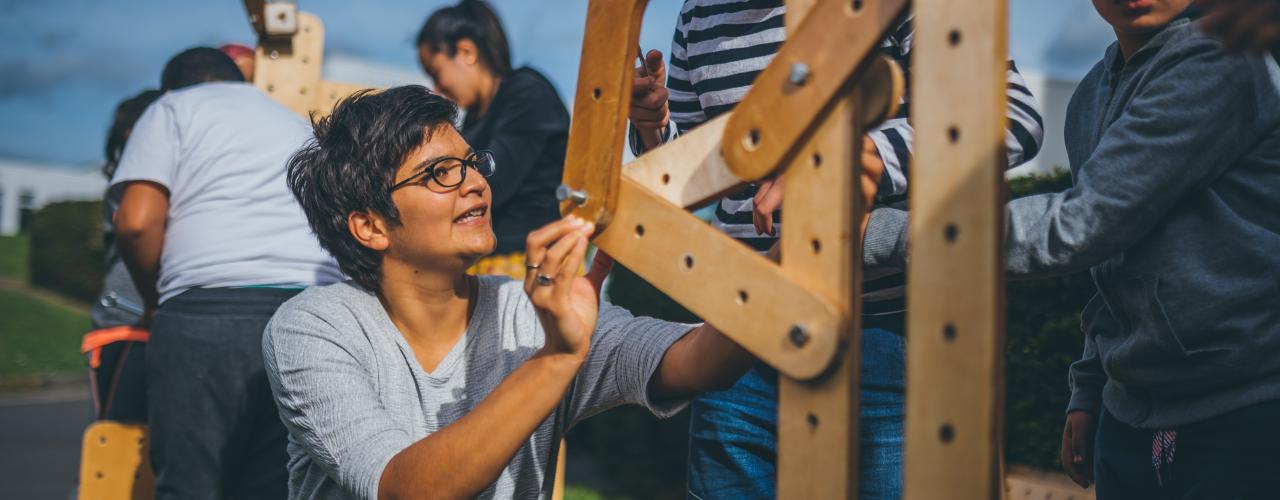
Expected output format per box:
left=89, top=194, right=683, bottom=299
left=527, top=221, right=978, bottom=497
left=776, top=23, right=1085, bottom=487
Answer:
left=314, top=81, right=373, bottom=118
left=1004, top=465, right=1096, bottom=500
left=560, top=0, right=649, bottom=225
left=719, top=0, right=908, bottom=183
left=78, top=421, right=153, bottom=499
left=622, top=114, right=738, bottom=208
left=623, top=56, right=900, bottom=210
left=253, top=12, right=324, bottom=117
left=903, top=0, right=1009, bottom=498
left=594, top=177, right=842, bottom=380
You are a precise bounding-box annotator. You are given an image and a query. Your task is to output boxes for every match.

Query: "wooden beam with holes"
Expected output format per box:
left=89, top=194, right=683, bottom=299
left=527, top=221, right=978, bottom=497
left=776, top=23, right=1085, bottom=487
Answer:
left=719, top=0, right=908, bottom=184
left=558, top=0, right=651, bottom=225
left=242, top=2, right=371, bottom=118
left=903, top=0, right=1009, bottom=498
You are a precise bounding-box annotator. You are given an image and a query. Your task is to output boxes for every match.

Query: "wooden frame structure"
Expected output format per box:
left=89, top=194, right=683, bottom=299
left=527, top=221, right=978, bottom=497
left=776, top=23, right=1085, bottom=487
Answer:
left=77, top=1, right=1023, bottom=498
left=560, top=0, right=1008, bottom=498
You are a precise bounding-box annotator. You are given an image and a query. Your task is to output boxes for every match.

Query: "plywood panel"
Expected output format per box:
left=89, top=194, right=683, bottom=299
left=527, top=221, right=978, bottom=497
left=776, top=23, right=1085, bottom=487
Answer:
left=903, top=0, right=1009, bottom=498
left=253, top=12, right=325, bottom=117
left=721, top=0, right=908, bottom=183
left=559, top=0, right=650, bottom=225
left=594, top=176, right=841, bottom=380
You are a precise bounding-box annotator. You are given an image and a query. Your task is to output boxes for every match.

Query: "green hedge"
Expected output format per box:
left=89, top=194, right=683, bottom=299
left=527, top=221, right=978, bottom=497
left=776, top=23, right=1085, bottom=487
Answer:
left=28, top=200, right=105, bottom=302
left=1004, top=170, right=1090, bottom=469
left=570, top=170, right=1088, bottom=493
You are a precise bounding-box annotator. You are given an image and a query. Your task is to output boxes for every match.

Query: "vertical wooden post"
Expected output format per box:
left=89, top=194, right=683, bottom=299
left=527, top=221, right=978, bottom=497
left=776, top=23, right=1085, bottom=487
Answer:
left=904, top=0, right=1008, bottom=498
left=559, top=0, right=650, bottom=225
left=776, top=1, right=861, bottom=497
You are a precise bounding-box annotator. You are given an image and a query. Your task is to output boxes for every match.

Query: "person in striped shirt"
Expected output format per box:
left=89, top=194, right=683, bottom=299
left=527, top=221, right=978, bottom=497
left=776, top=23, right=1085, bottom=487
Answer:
left=627, top=1, right=1045, bottom=498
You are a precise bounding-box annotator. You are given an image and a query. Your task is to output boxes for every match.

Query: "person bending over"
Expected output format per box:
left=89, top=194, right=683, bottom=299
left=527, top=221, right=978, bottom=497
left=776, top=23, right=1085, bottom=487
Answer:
left=265, top=86, right=795, bottom=499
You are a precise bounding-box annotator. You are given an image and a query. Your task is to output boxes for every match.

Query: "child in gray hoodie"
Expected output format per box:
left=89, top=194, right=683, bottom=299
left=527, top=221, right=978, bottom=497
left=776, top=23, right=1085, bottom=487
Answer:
left=870, top=1, right=1280, bottom=498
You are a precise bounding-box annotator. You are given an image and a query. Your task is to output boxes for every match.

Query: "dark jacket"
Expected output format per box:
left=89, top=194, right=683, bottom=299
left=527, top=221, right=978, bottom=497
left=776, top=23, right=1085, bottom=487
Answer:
left=462, top=67, right=570, bottom=254
left=1009, top=19, right=1280, bottom=428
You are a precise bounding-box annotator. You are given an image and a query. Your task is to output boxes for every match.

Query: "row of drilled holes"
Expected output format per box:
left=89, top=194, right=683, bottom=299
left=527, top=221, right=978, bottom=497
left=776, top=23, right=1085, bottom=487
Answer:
left=938, top=25, right=966, bottom=446
left=632, top=223, right=758, bottom=307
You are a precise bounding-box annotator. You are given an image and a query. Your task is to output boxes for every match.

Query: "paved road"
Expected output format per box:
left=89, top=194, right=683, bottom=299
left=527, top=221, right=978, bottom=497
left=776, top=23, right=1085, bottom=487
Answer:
left=0, top=384, right=93, bottom=499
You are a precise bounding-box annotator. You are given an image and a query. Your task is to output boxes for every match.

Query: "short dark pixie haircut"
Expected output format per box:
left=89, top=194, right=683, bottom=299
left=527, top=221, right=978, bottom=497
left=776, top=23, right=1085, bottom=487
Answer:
left=160, top=47, right=245, bottom=91
left=287, top=86, right=459, bottom=290
left=417, top=0, right=513, bottom=76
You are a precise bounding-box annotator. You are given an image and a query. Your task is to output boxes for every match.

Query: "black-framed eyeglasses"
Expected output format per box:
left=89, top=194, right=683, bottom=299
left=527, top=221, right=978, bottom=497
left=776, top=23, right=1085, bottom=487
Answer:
left=389, top=149, right=496, bottom=192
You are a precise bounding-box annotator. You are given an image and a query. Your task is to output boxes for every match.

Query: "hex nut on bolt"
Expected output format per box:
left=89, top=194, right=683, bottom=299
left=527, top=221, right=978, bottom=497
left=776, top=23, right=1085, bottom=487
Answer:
left=789, top=62, right=810, bottom=86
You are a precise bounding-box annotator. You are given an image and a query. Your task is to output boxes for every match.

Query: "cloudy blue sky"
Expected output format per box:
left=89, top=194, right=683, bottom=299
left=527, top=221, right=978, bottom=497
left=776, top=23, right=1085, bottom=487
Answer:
left=0, top=0, right=1113, bottom=167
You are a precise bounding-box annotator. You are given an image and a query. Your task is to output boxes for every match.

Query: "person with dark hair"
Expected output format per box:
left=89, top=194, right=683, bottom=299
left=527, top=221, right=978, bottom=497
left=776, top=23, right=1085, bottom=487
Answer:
left=417, top=0, right=569, bottom=279
left=262, top=85, right=786, bottom=499
left=111, top=47, right=341, bottom=497
left=160, top=46, right=245, bottom=91
left=82, top=88, right=162, bottom=424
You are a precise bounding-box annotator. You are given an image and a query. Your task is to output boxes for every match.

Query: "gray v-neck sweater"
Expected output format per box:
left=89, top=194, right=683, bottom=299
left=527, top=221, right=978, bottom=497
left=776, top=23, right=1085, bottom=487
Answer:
left=263, top=276, right=693, bottom=499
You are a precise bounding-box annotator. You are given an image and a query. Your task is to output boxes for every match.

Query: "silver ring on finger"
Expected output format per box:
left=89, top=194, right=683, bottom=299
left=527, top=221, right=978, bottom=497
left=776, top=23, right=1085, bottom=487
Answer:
left=525, top=262, right=541, bottom=270
left=535, top=274, right=554, bottom=286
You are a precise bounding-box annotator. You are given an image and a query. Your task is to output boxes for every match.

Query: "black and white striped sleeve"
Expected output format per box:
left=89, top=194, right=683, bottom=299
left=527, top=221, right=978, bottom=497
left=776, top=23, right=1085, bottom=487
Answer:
left=628, top=10, right=699, bottom=157
left=867, top=23, right=1045, bottom=202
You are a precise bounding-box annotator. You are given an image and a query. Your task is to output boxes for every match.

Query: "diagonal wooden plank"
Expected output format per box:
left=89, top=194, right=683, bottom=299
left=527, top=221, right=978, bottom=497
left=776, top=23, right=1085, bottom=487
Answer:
left=720, top=0, right=908, bottom=184
left=593, top=176, right=842, bottom=381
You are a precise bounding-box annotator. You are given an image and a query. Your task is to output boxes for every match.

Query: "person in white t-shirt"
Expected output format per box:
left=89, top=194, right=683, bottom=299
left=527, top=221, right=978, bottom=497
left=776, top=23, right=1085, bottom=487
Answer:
left=111, top=46, right=342, bottom=499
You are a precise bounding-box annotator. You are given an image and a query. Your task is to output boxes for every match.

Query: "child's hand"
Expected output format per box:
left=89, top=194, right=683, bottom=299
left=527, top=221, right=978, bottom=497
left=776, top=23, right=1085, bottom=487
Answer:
left=524, top=217, right=599, bottom=361
left=751, top=135, right=886, bottom=236
left=1200, top=0, right=1280, bottom=52
left=630, top=49, right=669, bottom=150
left=1059, top=410, right=1097, bottom=488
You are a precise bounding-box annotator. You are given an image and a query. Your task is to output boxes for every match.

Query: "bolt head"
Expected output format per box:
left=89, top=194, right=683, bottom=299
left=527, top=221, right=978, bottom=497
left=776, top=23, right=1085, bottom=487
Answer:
left=788, top=62, right=810, bottom=86
left=788, top=324, right=810, bottom=347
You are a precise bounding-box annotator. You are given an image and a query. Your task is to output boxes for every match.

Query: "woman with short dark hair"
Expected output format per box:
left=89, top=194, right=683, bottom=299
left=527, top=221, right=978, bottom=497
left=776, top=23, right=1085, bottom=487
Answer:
left=417, top=0, right=570, bottom=279
left=269, top=86, right=757, bottom=499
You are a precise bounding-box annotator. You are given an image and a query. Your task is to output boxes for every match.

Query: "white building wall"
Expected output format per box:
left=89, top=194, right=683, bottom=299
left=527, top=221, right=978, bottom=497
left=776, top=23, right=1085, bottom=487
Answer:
left=0, top=159, right=105, bottom=235
left=1008, top=72, right=1078, bottom=179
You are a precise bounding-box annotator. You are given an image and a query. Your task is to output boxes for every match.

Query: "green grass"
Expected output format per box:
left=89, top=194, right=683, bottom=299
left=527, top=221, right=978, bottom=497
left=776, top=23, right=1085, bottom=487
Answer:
left=0, top=235, right=29, bottom=281
left=564, top=485, right=610, bottom=500
left=0, top=288, right=90, bottom=377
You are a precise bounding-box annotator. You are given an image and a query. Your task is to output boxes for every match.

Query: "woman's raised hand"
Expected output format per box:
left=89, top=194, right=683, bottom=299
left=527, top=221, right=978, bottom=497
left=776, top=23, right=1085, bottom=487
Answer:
left=524, top=217, right=599, bottom=360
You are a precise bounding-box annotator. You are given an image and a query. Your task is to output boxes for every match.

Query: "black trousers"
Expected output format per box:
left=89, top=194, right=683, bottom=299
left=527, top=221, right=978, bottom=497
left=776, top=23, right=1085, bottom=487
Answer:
left=1095, top=399, right=1280, bottom=500
left=147, top=287, right=300, bottom=500
left=90, top=340, right=148, bottom=422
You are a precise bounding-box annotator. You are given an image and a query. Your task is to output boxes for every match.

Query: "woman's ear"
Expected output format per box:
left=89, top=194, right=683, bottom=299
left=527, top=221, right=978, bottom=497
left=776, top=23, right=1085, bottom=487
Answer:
left=348, top=210, right=391, bottom=252
left=455, top=38, right=480, bottom=66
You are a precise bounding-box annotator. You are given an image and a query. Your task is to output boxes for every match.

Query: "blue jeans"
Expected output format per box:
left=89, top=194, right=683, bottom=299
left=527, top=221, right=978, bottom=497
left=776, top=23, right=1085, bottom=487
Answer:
left=687, top=313, right=906, bottom=499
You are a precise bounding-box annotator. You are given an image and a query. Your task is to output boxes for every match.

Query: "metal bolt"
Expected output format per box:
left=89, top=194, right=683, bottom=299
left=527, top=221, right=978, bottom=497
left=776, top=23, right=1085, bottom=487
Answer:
left=556, top=184, right=588, bottom=206
left=789, top=62, right=810, bottom=86
left=788, top=324, right=810, bottom=347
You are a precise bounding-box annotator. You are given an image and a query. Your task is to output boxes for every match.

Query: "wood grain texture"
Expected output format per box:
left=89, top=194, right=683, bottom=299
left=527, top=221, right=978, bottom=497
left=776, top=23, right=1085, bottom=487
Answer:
left=593, top=176, right=842, bottom=380
left=621, top=114, right=739, bottom=209
left=903, top=0, right=1009, bottom=498
left=776, top=92, right=863, bottom=499
left=720, top=0, right=908, bottom=183
left=559, top=0, right=650, bottom=226
left=253, top=12, right=325, bottom=117
left=78, top=422, right=154, bottom=499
